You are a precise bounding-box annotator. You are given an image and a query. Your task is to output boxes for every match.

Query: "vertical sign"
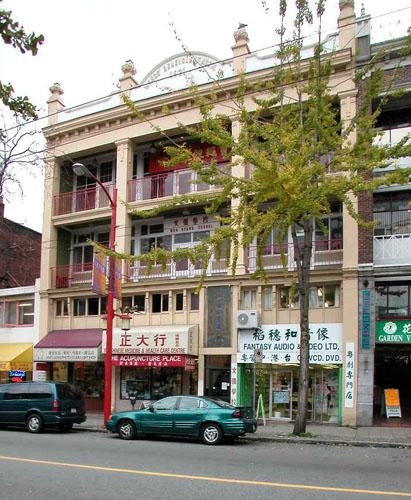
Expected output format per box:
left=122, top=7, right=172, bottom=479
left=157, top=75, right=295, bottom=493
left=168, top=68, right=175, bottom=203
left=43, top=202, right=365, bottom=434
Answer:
left=361, top=289, right=371, bottom=349
left=92, top=250, right=107, bottom=295
left=230, top=359, right=237, bottom=406
left=344, top=342, right=355, bottom=408
left=206, top=286, right=231, bottom=347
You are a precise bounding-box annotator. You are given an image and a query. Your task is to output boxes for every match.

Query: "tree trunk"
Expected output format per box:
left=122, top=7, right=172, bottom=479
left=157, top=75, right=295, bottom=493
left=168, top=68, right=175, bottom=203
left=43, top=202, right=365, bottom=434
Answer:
left=292, top=219, right=313, bottom=435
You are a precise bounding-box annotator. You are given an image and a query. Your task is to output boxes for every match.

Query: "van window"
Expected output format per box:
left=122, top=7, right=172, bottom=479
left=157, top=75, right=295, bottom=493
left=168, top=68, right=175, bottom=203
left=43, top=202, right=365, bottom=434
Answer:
left=4, top=384, right=30, bottom=400
left=56, top=384, right=83, bottom=400
left=29, top=383, right=53, bottom=399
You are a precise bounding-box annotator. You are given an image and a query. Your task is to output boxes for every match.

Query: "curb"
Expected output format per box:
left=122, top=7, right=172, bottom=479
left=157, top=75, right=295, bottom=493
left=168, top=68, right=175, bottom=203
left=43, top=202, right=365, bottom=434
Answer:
left=73, top=425, right=411, bottom=448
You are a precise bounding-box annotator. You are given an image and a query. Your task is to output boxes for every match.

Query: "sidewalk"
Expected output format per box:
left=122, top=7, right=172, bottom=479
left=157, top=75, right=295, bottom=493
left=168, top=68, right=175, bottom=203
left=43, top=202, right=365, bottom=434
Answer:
left=73, top=413, right=411, bottom=448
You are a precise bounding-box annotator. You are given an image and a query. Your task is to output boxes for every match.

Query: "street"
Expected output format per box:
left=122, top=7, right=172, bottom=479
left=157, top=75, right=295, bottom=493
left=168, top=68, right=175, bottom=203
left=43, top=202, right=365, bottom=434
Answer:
left=0, top=428, right=410, bottom=499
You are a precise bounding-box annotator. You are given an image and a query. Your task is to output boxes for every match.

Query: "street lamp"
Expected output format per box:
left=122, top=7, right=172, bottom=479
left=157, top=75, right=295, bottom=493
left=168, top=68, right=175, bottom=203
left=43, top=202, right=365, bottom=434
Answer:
left=72, top=162, right=117, bottom=425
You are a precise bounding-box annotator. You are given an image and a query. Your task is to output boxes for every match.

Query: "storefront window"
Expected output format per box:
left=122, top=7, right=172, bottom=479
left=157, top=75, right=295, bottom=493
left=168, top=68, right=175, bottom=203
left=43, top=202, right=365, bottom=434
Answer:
left=73, top=362, right=104, bottom=398
left=120, top=367, right=184, bottom=400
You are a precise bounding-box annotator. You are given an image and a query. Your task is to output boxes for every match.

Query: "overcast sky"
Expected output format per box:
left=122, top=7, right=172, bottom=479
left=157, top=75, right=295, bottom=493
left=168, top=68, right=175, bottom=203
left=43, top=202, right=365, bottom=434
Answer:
left=1, top=0, right=410, bottom=233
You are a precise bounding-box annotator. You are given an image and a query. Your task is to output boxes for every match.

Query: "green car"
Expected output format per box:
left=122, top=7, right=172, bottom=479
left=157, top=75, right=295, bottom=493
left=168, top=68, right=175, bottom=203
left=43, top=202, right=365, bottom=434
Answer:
left=106, top=395, right=257, bottom=445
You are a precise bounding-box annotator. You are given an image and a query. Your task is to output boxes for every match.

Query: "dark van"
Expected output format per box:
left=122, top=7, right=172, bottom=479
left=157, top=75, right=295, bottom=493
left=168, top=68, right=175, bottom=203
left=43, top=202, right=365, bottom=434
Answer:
left=0, top=381, right=86, bottom=433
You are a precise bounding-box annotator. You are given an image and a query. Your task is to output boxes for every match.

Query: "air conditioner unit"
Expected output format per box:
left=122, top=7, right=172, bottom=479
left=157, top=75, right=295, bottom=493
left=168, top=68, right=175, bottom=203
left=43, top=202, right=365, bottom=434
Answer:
left=236, top=310, right=260, bottom=329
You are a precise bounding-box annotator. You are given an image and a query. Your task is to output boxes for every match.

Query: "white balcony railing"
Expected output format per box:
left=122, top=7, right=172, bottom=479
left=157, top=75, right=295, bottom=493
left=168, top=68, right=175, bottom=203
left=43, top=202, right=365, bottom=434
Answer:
left=374, top=234, right=411, bottom=266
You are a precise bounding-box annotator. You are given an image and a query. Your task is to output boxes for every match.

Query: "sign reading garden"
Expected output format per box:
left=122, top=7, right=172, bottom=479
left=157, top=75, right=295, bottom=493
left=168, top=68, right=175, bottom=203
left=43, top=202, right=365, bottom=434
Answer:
left=376, top=320, right=411, bottom=344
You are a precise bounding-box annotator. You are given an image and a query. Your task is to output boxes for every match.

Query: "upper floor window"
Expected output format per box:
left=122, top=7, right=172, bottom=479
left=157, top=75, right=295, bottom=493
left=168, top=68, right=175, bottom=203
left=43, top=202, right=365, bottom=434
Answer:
left=122, top=295, right=146, bottom=313
left=56, top=299, right=69, bottom=317
left=315, top=202, right=343, bottom=250
left=375, top=282, right=411, bottom=318
left=374, top=192, right=411, bottom=236
left=279, top=285, right=340, bottom=309
left=74, top=156, right=115, bottom=190
left=240, top=288, right=257, bottom=310
left=0, top=299, right=34, bottom=326
left=152, top=293, right=169, bottom=313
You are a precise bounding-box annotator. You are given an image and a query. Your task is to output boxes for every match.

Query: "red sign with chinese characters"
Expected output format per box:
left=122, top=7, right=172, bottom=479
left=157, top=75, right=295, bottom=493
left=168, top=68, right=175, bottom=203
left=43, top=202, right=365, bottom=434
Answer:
left=112, top=354, right=195, bottom=369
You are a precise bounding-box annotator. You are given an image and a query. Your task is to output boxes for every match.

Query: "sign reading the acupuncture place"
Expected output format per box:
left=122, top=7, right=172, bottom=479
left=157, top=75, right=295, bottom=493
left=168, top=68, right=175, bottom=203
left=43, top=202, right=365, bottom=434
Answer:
left=376, top=320, right=411, bottom=344
left=237, top=323, right=342, bottom=364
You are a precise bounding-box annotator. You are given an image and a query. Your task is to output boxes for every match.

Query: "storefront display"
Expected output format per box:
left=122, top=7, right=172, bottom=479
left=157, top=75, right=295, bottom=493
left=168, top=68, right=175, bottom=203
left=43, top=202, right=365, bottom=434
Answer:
left=237, top=323, right=343, bottom=423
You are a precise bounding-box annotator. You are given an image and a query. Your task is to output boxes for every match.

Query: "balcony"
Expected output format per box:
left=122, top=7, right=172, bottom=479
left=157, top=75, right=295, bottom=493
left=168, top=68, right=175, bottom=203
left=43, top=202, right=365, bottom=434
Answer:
left=53, top=184, right=115, bottom=216
left=374, top=234, right=411, bottom=266
left=126, top=256, right=228, bottom=282
left=247, top=239, right=343, bottom=272
left=127, top=167, right=228, bottom=202
left=51, top=263, right=93, bottom=288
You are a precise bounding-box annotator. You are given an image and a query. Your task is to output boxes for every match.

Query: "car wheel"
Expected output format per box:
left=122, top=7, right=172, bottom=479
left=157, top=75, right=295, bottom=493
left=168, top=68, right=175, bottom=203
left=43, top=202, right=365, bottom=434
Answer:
left=118, top=419, right=137, bottom=440
left=26, top=413, right=43, bottom=433
left=201, top=423, right=222, bottom=445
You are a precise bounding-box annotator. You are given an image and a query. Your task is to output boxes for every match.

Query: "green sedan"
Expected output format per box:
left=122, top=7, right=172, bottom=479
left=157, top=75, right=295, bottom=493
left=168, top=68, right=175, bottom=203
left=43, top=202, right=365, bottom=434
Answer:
left=106, top=395, right=257, bottom=445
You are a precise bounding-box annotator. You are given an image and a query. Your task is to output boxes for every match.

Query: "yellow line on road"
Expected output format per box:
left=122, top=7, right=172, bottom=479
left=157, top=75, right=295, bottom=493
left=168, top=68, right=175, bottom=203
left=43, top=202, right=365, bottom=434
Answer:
left=0, top=455, right=410, bottom=497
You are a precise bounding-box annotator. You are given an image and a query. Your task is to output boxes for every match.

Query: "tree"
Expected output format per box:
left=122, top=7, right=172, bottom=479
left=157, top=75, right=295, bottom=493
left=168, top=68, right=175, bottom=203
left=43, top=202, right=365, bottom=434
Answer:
left=0, top=2, right=44, bottom=120
left=116, top=0, right=411, bottom=434
left=0, top=113, right=43, bottom=201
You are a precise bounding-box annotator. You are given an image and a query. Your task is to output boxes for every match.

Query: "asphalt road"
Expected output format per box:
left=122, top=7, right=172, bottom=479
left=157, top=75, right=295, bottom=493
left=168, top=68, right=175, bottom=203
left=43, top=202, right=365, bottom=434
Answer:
left=0, top=427, right=410, bottom=500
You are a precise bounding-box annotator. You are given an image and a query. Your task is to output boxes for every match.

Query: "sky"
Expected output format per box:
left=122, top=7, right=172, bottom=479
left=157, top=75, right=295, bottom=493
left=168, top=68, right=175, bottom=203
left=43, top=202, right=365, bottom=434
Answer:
left=1, top=0, right=410, bottom=233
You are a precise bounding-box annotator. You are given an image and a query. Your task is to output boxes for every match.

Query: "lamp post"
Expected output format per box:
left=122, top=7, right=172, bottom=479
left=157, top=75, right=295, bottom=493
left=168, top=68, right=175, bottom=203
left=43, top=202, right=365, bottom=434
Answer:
left=72, top=163, right=117, bottom=425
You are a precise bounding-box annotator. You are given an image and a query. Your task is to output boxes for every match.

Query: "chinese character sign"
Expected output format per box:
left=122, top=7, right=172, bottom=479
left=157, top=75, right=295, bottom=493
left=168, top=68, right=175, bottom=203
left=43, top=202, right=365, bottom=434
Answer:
left=109, top=326, right=199, bottom=355
left=237, top=324, right=342, bottom=364
left=344, top=342, right=355, bottom=408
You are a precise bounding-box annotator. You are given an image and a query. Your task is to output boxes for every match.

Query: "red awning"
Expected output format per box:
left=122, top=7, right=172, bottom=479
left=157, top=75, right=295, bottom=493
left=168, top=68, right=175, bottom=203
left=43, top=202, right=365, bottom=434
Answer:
left=112, top=354, right=195, bottom=370
left=35, top=329, right=103, bottom=348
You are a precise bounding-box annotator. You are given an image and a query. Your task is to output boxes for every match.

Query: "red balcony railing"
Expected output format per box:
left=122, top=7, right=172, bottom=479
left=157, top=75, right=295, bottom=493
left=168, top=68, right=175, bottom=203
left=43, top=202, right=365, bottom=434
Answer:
left=51, top=263, right=93, bottom=288
left=53, top=183, right=115, bottom=216
left=127, top=167, right=229, bottom=202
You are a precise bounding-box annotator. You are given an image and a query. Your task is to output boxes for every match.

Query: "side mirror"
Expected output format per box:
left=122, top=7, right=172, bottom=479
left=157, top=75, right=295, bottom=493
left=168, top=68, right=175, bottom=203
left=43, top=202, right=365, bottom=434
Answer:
left=148, top=403, right=155, bottom=413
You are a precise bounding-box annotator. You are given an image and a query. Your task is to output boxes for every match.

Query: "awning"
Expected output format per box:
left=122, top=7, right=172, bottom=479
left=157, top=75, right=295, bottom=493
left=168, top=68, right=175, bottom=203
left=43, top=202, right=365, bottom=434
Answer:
left=104, top=325, right=199, bottom=356
left=0, top=343, right=33, bottom=371
left=112, top=354, right=196, bottom=370
left=34, top=329, right=103, bottom=362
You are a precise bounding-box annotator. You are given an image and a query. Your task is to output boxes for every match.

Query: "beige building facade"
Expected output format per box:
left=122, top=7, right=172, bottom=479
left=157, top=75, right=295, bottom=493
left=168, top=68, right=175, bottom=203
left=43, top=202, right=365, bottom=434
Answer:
left=39, top=2, right=363, bottom=424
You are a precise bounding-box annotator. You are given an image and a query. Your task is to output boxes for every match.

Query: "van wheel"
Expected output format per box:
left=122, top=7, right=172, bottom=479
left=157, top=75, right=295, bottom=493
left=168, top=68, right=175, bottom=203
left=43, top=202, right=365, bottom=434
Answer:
left=118, top=419, right=137, bottom=440
left=27, top=413, right=43, bottom=433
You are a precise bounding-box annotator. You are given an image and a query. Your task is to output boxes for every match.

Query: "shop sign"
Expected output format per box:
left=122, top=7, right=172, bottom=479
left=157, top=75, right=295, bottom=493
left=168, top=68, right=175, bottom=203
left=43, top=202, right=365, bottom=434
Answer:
left=0, top=362, right=32, bottom=371
left=112, top=354, right=193, bottom=368
left=344, top=342, right=355, bottom=408
left=34, top=348, right=102, bottom=362
left=237, top=323, right=342, bottom=364
left=164, top=215, right=219, bottom=235
left=376, top=320, right=411, bottom=343
left=384, top=388, right=402, bottom=418
left=109, top=325, right=199, bottom=355
left=361, top=290, right=371, bottom=349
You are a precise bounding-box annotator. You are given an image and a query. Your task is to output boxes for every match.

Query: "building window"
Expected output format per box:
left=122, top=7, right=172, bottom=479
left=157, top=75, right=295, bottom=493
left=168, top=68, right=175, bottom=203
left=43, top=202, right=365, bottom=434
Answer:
left=2, top=300, right=34, bottom=326
left=73, top=298, right=86, bottom=316
left=315, top=202, right=343, bottom=250
left=374, top=192, right=411, bottom=236
left=190, top=292, right=199, bottom=311
left=56, top=299, right=69, bottom=317
left=122, top=294, right=145, bottom=312
left=240, top=288, right=257, bottom=310
left=87, top=297, right=100, bottom=316
left=263, top=287, right=272, bottom=310
left=152, top=293, right=169, bottom=313
left=175, top=293, right=184, bottom=311
left=375, top=283, right=411, bottom=318
left=279, top=285, right=340, bottom=309
left=120, top=366, right=185, bottom=400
